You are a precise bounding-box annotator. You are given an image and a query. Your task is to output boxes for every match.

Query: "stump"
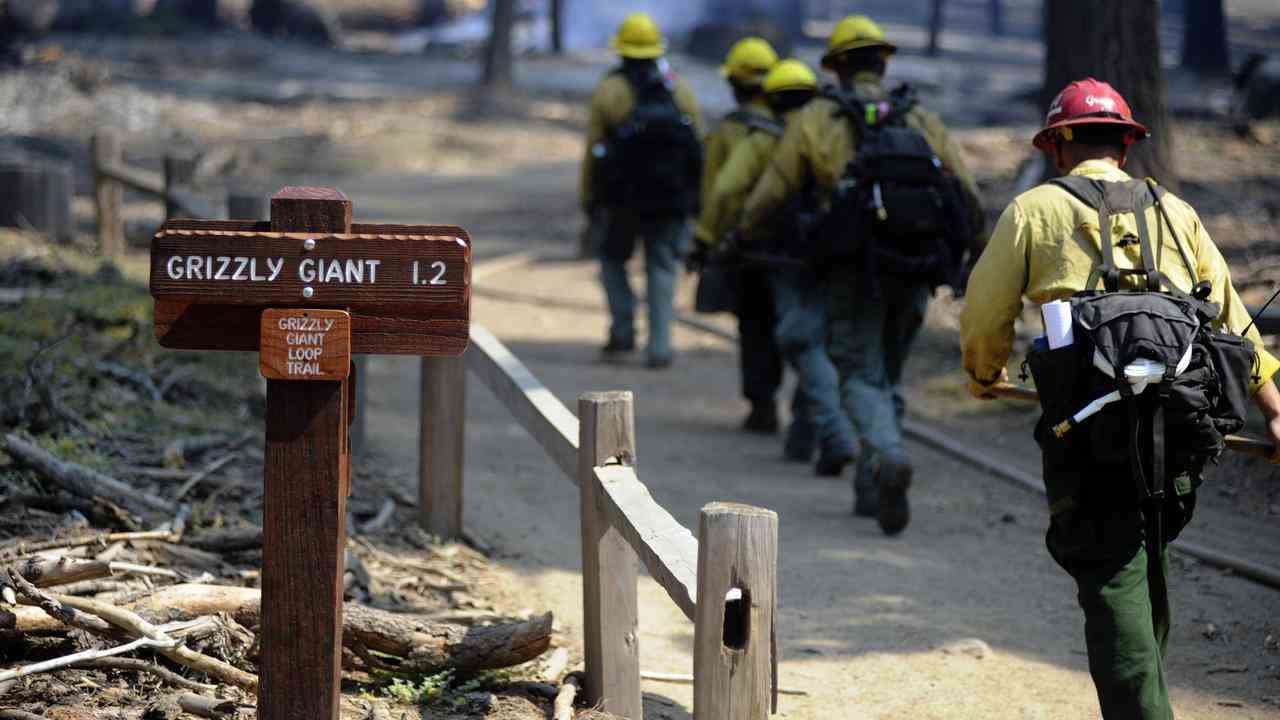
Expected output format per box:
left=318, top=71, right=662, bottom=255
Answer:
left=0, top=163, right=73, bottom=242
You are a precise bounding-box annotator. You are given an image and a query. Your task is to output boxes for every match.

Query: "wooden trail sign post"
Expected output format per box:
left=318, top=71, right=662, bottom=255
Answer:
left=149, top=187, right=470, bottom=719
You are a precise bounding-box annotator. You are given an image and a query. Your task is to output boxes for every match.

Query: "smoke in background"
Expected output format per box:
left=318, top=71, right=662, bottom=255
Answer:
left=560, top=0, right=797, bottom=51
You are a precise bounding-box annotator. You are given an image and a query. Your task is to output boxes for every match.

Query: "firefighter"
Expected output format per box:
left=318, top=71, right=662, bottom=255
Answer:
left=581, top=12, right=704, bottom=368
left=698, top=59, right=858, bottom=472
left=740, top=15, right=985, bottom=534
left=692, top=37, right=783, bottom=431
left=960, top=78, right=1280, bottom=719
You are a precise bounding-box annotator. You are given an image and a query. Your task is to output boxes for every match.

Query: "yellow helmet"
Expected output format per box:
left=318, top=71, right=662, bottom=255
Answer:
left=821, top=15, right=897, bottom=70
left=720, top=37, right=779, bottom=86
left=763, top=59, right=817, bottom=94
left=611, top=13, right=666, bottom=59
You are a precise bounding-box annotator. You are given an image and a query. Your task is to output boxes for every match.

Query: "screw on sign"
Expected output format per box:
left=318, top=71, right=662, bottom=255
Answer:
left=149, top=187, right=470, bottom=720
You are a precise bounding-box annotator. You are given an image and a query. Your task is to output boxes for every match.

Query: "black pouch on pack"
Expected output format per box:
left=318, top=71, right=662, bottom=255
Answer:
left=694, top=261, right=738, bottom=315
left=1027, top=343, right=1084, bottom=466
left=1202, top=329, right=1255, bottom=437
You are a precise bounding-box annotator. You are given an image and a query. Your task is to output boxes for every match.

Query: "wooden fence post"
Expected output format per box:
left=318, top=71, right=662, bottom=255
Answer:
left=578, top=391, right=642, bottom=720
left=90, top=132, right=124, bottom=257
left=258, top=187, right=353, bottom=720
left=163, top=152, right=197, bottom=221
left=419, top=355, right=465, bottom=539
left=694, top=503, right=778, bottom=720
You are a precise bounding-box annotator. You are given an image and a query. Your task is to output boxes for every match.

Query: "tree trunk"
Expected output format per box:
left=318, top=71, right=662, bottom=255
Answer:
left=1181, top=0, right=1229, bottom=76
left=549, top=0, right=563, bottom=54
left=0, top=162, right=72, bottom=243
left=482, top=0, right=516, bottom=88
left=1042, top=0, right=1175, bottom=187
left=990, top=0, right=1004, bottom=37
left=927, top=0, right=946, bottom=57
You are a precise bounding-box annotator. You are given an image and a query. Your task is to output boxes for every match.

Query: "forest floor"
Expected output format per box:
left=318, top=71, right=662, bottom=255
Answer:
left=2, top=13, right=1280, bottom=719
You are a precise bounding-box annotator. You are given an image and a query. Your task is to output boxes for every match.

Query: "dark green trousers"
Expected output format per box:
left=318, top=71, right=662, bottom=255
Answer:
left=1044, top=462, right=1197, bottom=720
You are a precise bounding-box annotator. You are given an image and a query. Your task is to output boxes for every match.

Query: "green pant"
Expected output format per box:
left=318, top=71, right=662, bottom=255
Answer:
left=1044, top=462, right=1197, bottom=720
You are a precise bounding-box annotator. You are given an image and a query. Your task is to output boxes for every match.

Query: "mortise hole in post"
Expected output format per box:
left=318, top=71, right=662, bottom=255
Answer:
left=722, top=587, right=750, bottom=651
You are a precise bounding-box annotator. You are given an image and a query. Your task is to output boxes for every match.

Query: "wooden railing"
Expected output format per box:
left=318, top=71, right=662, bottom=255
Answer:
left=419, top=322, right=779, bottom=720
left=89, top=132, right=259, bottom=256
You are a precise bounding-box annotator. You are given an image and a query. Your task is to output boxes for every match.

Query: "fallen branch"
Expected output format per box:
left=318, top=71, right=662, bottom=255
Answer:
left=185, top=526, right=262, bottom=554
left=1, top=434, right=175, bottom=516
left=15, top=556, right=182, bottom=588
left=8, top=572, right=257, bottom=692
left=358, top=497, right=396, bottom=534
left=554, top=673, right=581, bottom=720
left=0, top=710, right=48, bottom=720
left=14, top=583, right=551, bottom=674
left=1, top=530, right=177, bottom=560
left=173, top=454, right=238, bottom=500
left=0, top=634, right=179, bottom=683
left=68, top=657, right=214, bottom=692
left=178, top=693, right=246, bottom=719
left=51, top=593, right=258, bottom=692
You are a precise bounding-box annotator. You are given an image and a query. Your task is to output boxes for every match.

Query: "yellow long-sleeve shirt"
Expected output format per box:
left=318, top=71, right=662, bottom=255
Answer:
left=960, top=159, right=1279, bottom=394
left=699, top=98, right=772, bottom=223
left=740, top=73, right=985, bottom=248
left=696, top=110, right=782, bottom=246
left=579, top=67, right=704, bottom=213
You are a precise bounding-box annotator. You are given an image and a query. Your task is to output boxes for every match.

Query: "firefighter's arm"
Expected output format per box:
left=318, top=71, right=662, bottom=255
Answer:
left=1191, top=216, right=1280, bottom=393
left=740, top=113, right=808, bottom=242
left=580, top=82, right=618, bottom=214
left=960, top=200, right=1031, bottom=398
left=921, top=110, right=987, bottom=252
left=701, top=128, right=728, bottom=217
left=674, top=79, right=706, bottom=135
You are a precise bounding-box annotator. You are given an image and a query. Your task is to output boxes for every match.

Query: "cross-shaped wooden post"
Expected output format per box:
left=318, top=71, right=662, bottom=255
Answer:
left=149, top=187, right=471, bottom=719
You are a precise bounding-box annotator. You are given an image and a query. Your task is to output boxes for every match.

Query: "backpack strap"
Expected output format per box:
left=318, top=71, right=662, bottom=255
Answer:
left=725, top=110, right=785, bottom=137
left=1148, top=181, right=1200, bottom=285
left=1051, top=177, right=1166, bottom=293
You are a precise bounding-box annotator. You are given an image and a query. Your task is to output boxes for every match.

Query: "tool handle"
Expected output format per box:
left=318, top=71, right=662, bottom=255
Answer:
left=988, top=382, right=1040, bottom=403
left=1225, top=435, right=1276, bottom=460
left=986, top=383, right=1277, bottom=460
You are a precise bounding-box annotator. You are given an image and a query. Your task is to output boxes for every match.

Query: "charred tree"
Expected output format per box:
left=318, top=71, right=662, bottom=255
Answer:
left=550, top=0, right=564, bottom=54
left=482, top=0, right=516, bottom=87
left=1181, top=0, right=1230, bottom=76
left=928, top=0, right=946, bottom=57
left=1043, top=0, right=1175, bottom=186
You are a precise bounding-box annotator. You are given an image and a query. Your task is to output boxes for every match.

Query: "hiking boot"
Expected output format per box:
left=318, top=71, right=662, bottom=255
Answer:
left=645, top=354, right=674, bottom=369
left=851, top=453, right=878, bottom=516
left=815, top=445, right=855, bottom=478
left=876, top=456, right=913, bottom=536
left=783, top=421, right=816, bottom=462
left=742, top=402, right=779, bottom=434
left=600, top=337, right=635, bottom=359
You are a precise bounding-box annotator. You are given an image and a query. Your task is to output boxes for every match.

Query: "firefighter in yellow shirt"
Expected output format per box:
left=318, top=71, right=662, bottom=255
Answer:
left=740, top=15, right=985, bottom=535
left=691, top=37, right=784, bottom=431
left=581, top=13, right=704, bottom=368
left=698, top=59, right=858, bottom=472
left=960, top=78, right=1280, bottom=719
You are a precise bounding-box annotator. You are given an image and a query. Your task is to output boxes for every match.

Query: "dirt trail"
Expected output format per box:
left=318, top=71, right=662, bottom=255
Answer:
left=355, top=254, right=1280, bottom=720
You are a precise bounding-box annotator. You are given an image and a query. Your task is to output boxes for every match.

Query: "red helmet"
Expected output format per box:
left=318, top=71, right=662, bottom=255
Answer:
left=1033, top=78, right=1150, bottom=151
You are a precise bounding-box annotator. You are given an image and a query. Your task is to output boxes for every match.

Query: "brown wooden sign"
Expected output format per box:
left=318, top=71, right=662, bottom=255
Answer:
left=151, top=220, right=470, bottom=357
left=260, top=309, right=351, bottom=381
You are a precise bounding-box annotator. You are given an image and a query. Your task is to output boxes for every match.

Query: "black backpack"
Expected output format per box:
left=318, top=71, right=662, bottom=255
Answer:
left=1025, top=177, right=1257, bottom=517
left=595, top=63, right=703, bottom=218
left=816, top=84, right=971, bottom=287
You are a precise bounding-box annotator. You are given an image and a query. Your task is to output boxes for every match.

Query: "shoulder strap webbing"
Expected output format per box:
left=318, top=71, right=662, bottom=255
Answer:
left=724, top=110, right=784, bottom=136
left=1051, top=177, right=1163, bottom=292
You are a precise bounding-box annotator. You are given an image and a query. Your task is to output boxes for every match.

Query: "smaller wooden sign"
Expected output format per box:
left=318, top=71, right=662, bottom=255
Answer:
left=260, top=309, right=351, bottom=381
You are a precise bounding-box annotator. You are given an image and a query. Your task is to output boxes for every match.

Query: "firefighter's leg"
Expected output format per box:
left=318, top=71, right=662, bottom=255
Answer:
left=641, top=217, right=683, bottom=366
left=737, top=265, right=782, bottom=432
left=1046, top=494, right=1174, bottom=720
left=597, top=210, right=638, bottom=352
